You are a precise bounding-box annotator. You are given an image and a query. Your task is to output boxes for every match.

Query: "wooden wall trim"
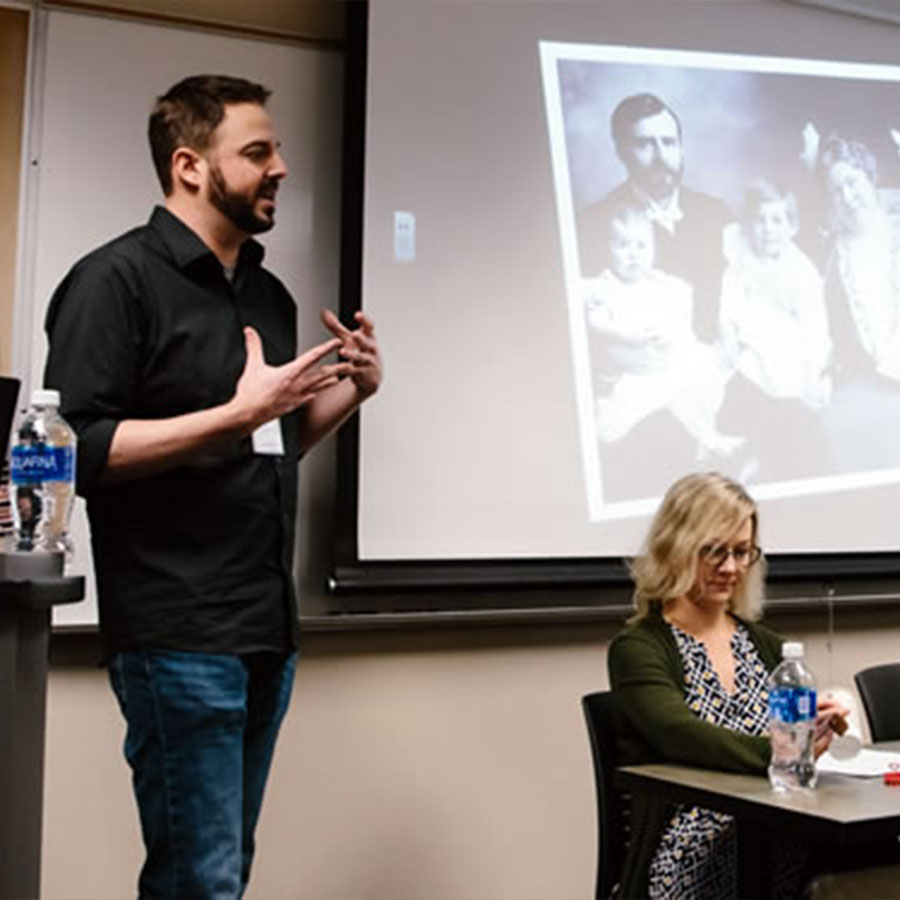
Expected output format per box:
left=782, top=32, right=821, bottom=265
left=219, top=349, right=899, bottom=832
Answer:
left=41, top=0, right=346, bottom=49
left=0, top=6, right=29, bottom=376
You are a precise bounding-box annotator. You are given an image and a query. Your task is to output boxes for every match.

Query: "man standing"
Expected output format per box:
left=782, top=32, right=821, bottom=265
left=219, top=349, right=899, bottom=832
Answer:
left=43, top=75, right=382, bottom=899
left=579, top=92, right=732, bottom=339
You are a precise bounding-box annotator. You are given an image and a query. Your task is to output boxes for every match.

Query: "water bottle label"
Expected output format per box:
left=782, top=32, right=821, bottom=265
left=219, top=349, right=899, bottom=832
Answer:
left=10, top=445, right=74, bottom=484
left=769, top=686, right=816, bottom=724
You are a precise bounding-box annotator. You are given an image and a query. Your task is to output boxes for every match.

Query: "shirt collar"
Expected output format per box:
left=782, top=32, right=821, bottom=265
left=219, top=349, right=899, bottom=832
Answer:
left=629, top=184, right=683, bottom=233
left=148, top=206, right=266, bottom=271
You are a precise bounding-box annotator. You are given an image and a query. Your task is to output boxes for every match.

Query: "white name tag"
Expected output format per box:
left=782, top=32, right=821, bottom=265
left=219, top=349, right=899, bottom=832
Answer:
left=251, top=418, right=284, bottom=456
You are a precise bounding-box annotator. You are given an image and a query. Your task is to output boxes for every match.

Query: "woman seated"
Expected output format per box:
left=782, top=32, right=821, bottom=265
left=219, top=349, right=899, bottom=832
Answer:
left=608, top=472, right=843, bottom=900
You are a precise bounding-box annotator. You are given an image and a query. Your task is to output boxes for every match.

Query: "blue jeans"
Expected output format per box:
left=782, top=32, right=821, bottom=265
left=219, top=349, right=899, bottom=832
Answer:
left=108, top=650, right=297, bottom=900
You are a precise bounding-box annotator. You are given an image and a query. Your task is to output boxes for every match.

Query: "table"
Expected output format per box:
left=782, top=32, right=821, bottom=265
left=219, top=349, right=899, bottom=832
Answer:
left=616, top=743, right=900, bottom=897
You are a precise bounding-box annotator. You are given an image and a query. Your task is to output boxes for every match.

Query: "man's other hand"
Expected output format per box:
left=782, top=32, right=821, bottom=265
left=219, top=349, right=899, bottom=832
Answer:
left=321, top=309, right=383, bottom=399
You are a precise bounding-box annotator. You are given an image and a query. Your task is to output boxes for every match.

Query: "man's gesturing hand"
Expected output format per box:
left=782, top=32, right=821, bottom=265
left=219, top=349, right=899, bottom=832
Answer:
left=230, top=327, right=352, bottom=432
left=321, top=309, right=383, bottom=398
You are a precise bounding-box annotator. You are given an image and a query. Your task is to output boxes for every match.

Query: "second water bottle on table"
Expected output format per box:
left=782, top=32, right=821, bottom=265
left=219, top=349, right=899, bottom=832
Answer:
left=768, top=641, right=817, bottom=790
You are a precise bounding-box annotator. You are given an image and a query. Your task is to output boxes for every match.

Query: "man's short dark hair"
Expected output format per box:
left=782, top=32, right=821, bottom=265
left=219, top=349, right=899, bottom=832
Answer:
left=148, top=74, right=272, bottom=195
left=610, top=93, right=682, bottom=149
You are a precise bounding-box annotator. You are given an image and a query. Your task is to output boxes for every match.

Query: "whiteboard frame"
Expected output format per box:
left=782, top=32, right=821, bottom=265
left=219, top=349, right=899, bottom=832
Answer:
left=13, top=5, right=344, bottom=628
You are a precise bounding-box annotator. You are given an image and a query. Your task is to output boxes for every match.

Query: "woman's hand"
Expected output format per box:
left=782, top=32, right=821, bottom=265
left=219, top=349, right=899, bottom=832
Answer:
left=813, top=697, right=851, bottom=759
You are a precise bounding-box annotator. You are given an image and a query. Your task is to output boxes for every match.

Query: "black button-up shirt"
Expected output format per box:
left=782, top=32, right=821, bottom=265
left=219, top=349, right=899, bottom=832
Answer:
left=44, top=207, right=301, bottom=659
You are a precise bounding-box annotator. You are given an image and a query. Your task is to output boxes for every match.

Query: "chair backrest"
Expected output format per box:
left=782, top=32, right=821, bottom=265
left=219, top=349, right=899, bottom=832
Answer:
left=582, top=691, right=629, bottom=900
left=854, top=663, right=900, bottom=742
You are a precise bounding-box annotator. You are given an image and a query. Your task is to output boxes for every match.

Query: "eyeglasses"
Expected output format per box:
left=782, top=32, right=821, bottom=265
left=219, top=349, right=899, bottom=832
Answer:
left=699, top=543, right=762, bottom=569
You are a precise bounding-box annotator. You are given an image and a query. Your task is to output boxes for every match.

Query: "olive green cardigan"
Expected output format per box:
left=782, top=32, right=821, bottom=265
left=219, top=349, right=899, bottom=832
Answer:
left=607, top=608, right=784, bottom=899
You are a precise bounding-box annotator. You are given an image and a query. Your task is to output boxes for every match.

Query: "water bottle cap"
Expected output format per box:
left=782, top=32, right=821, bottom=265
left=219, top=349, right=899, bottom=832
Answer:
left=31, top=388, right=60, bottom=407
left=782, top=641, right=804, bottom=658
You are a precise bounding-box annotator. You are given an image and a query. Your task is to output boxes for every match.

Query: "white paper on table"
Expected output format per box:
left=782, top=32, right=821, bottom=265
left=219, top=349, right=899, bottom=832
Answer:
left=817, top=748, right=900, bottom=777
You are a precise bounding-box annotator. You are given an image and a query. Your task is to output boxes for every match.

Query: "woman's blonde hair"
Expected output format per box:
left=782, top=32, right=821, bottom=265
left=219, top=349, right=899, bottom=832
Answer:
left=628, top=472, right=765, bottom=623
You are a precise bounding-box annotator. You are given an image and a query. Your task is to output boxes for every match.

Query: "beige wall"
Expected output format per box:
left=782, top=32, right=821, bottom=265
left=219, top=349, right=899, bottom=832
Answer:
left=43, top=608, right=900, bottom=900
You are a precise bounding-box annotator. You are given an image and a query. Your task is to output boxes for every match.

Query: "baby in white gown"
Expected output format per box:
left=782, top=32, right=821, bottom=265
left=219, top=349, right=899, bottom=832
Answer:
left=584, top=204, right=739, bottom=458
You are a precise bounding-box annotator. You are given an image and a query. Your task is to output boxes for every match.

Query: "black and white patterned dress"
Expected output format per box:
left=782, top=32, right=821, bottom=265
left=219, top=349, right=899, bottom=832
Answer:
left=0, top=461, right=10, bottom=538
left=647, top=622, right=770, bottom=900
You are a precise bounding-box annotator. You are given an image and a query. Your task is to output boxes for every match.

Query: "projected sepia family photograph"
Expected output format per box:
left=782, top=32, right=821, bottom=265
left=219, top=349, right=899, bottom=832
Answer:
left=540, top=43, right=900, bottom=521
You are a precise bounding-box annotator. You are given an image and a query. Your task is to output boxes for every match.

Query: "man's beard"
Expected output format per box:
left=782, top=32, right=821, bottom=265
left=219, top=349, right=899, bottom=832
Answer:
left=637, top=161, right=683, bottom=200
left=208, top=165, right=277, bottom=235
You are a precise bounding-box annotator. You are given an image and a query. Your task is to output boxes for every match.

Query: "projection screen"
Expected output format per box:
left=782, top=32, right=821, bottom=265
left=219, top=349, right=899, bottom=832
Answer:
left=334, top=0, right=900, bottom=604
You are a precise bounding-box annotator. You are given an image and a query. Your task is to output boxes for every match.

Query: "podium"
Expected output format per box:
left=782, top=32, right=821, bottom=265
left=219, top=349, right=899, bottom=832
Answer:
left=0, top=552, right=84, bottom=900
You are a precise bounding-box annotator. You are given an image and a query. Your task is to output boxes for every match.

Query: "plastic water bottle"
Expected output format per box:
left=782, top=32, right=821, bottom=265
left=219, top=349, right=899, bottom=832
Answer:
left=9, top=389, right=76, bottom=555
left=768, top=641, right=817, bottom=790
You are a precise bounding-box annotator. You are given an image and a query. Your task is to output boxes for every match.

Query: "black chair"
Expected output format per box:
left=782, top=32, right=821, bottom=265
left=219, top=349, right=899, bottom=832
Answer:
left=854, top=663, right=900, bottom=742
left=804, top=865, right=900, bottom=900
left=582, top=691, right=630, bottom=900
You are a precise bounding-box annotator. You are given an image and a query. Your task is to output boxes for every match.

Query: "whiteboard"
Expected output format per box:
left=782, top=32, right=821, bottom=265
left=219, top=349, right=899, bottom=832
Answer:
left=16, top=9, right=343, bottom=626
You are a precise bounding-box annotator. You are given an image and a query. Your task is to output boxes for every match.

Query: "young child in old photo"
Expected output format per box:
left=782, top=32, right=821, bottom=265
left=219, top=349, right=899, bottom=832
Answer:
left=720, top=177, right=832, bottom=409
left=583, top=202, right=741, bottom=460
